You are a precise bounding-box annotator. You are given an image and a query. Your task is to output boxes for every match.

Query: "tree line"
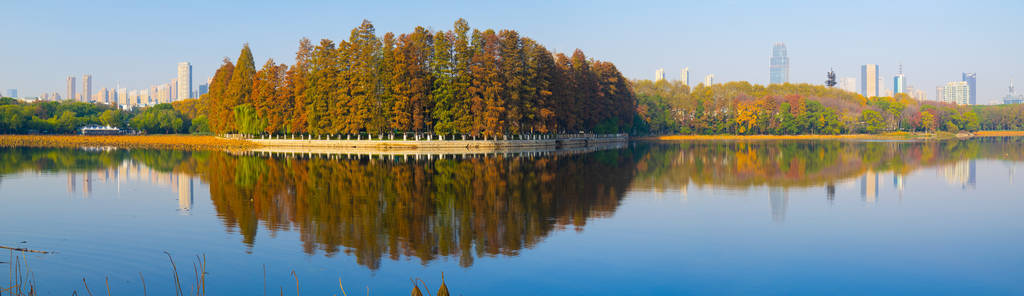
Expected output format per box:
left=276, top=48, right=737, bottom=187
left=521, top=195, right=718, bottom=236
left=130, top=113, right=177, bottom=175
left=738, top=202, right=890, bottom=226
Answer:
left=202, top=19, right=636, bottom=138
left=632, top=80, right=1007, bottom=135
left=0, top=97, right=196, bottom=134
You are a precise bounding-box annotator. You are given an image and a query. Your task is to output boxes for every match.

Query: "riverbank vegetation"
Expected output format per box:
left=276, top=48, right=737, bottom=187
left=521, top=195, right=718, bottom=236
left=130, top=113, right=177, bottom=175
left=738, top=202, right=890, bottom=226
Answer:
left=633, top=79, right=1024, bottom=135
left=0, top=97, right=197, bottom=134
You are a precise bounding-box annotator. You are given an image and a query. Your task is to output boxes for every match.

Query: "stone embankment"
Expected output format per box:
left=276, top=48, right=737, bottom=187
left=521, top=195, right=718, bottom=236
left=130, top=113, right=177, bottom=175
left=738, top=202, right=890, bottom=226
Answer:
left=244, top=133, right=628, bottom=153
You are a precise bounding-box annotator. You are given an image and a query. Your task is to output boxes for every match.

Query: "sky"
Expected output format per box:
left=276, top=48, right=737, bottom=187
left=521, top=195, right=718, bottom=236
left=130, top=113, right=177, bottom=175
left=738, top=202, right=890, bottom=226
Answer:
left=2, top=0, right=1022, bottom=104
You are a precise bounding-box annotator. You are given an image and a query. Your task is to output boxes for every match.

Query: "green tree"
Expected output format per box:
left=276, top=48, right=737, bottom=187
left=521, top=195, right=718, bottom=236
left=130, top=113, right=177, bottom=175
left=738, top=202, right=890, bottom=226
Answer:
left=430, top=30, right=459, bottom=136
left=305, top=39, right=340, bottom=135
left=860, top=110, right=885, bottom=134
left=99, top=109, right=128, bottom=128
left=224, top=43, right=257, bottom=133
left=233, top=103, right=265, bottom=135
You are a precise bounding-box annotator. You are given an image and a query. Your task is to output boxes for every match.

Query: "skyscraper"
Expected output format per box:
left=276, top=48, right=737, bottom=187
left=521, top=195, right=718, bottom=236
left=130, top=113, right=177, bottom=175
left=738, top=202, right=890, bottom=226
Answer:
left=158, top=83, right=171, bottom=103
left=169, top=78, right=178, bottom=100
left=198, top=83, right=209, bottom=98
left=936, top=86, right=945, bottom=103
left=654, top=68, right=665, bottom=82
left=66, top=76, right=76, bottom=101
left=769, top=42, right=789, bottom=84
left=681, top=67, right=689, bottom=86
left=177, top=62, right=192, bottom=100
left=118, top=88, right=128, bottom=106
left=962, top=72, right=976, bottom=105
left=5, top=89, right=16, bottom=98
left=893, top=74, right=905, bottom=95
left=98, top=87, right=108, bottom=103
left=82, top=75, right=92, bottom=102
left=840, top=77, right=857, bottom=93
left=107, top=88, right=117, bottom=104
left=860, top=64, right=879, bottom=97
left=943, top=81, right=970, bottom=105
left=704, top=74, right=715, bottom=86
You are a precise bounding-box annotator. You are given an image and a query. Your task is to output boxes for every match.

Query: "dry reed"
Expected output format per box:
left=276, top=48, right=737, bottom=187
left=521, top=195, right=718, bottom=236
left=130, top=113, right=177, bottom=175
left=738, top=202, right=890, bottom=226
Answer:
left=0, top=135, right=255, bottom=151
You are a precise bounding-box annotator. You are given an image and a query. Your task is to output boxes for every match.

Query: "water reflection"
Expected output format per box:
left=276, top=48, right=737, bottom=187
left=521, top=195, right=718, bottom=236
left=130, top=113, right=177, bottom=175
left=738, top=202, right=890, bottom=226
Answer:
left=2, top=138, right=1023, bottom=270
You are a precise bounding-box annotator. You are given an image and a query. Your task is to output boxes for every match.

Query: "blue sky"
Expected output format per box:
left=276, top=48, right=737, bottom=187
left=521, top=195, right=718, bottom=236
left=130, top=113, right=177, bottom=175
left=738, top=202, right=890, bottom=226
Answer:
left=2, top=0, right=1022, bottom=103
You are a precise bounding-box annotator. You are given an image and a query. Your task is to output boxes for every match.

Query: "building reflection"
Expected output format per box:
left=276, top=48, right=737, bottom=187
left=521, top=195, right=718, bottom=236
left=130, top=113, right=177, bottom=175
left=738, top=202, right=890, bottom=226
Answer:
left=860, top=171, right=878, bottom=203
left=892, top=174, right=904, bottom=200
left=769, top=187, right=788, bottom=223
left=826, top=183, right=836, bottom=203
left=62, top=159, right=194, bottom=211
left=941, top=159, right=977, bottom=190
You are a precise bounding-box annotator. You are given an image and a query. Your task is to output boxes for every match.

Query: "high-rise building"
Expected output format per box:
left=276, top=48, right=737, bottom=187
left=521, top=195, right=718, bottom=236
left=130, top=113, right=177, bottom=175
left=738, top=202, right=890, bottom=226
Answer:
left=177, top=62, right=192, bottom=100
left=98, top=88, right=109, bottom=103
left=704, top=74, right=715, bottom=86
left=198, top=83, right=209, bottom=98
left=936, top=86, right=945, bottom=103
left=107, top=88, right=117, bottom=104
left=943, top=81, right=970, bottom=105
left=150, top=85, right=159, bottom=105
left=140, top=89, right=150, bottom=106
left=681, top=67, right=689, bottom=86
left=906, top=86, right=927, bottom=101
left=769, top=42, right=789, bottom=84
left=893, top=65, right=905, bottom=95
left=654, top=68, right=665, bottom=82
left=169, top=78, right=178, bottom=100
left=840, top=77, right=857, bottom=93
left=962, top=72, right=976, bottom=105
left=893, top=74, right=905, bottom=95
left=860, top=64, right=879, bottom=97
left=117, top=88, right=127, bottom=106
left=158, top=83, right=171, bottom=103
left=5, top=89, right=16, bottom=98
left=914, top=89, right=927, bottom=101
left=82, top=75, right=92, bottom=102
left=66, top=76, right=76, bottom=101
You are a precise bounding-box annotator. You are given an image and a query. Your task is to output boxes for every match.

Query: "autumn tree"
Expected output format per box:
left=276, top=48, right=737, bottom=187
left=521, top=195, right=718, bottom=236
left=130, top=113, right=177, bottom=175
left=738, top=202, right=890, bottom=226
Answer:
left=287, top=38, right=313, bottom=133
left=204, top=58, right=234, bottom=134
left=224, top=44, right=257, bottom=133
left=252, top=58, right=291, bottom=134
left=341, top=20, right=381, bottom=134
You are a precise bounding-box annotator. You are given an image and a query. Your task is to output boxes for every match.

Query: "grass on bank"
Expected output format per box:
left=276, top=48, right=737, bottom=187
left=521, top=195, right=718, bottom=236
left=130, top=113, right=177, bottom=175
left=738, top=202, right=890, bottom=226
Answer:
left=0, top=135, right=254, bottom=151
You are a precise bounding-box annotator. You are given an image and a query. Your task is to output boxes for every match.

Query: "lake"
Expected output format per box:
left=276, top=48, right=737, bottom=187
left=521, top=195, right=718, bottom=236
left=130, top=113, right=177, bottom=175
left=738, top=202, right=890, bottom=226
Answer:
left=2, top=139, right=1023, bottom=295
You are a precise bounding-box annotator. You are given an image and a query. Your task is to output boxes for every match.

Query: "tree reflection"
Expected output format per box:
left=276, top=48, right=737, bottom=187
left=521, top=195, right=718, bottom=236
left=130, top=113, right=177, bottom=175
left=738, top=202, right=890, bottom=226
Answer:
left=631, top=138, right=1024, bottom=191
left=2, top=138, right=1022, bottom=269
left=188, top=150, right=635, bottom=269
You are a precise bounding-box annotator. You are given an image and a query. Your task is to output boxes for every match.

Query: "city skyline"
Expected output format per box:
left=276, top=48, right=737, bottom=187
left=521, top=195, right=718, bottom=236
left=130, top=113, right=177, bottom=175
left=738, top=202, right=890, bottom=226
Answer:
left=1, top=0, right=1022, bottom=104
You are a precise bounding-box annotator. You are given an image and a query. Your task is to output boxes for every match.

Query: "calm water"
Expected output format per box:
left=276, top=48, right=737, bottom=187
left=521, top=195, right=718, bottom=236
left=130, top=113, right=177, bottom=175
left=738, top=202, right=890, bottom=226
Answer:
left=2, top=139, right=1023, bottom=295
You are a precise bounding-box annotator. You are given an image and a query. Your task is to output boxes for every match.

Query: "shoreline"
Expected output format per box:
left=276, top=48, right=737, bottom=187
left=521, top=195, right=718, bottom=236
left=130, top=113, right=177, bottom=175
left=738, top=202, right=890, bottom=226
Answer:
left=1, top=131, right=1021, bottom=152
left=0, top=134, right=629, bottom=152
left=0, top=134, right=254, bottom=151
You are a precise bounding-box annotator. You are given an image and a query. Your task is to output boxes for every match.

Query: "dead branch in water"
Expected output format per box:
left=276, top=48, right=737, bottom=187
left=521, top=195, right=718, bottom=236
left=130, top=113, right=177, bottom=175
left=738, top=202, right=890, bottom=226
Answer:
left=0, top=246, right=51, bottom=255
